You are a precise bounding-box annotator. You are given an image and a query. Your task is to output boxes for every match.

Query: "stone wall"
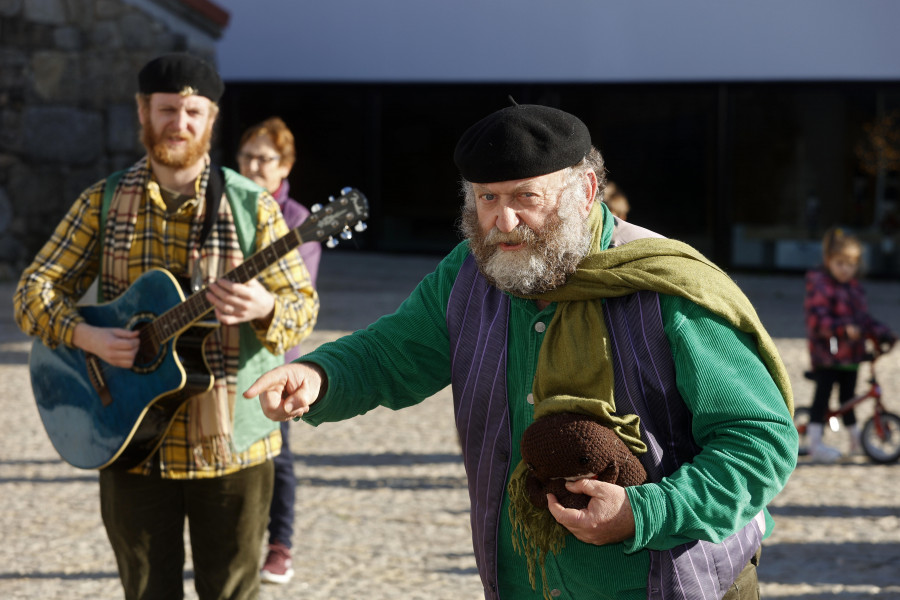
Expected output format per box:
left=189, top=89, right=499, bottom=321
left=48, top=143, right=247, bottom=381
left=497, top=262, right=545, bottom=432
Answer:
left=0, top=0, right=222, bottom=277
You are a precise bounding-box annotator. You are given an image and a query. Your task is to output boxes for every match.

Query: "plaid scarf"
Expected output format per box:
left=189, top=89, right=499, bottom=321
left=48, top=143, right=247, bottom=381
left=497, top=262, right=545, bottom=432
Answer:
left=101, top=156, right=245, bottom=466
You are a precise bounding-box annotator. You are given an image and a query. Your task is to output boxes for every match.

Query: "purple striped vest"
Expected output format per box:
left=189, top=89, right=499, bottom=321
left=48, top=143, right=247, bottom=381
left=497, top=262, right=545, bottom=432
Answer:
left=446, top=221, right=762, bottom=600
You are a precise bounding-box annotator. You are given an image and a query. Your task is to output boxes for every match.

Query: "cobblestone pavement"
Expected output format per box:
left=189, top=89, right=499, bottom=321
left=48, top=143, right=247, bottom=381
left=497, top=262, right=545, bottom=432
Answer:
left=2, top=251, right=899, bottom=599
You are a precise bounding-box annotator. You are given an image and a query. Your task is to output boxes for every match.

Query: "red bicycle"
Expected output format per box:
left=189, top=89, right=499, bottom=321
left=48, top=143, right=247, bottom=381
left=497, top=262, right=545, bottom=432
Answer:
left=795, top=348, right=900, bottom=464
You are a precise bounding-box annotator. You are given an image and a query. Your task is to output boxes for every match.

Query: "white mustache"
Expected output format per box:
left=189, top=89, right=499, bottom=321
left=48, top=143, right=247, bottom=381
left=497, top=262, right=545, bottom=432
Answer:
left=484, top=226, right=534, bottom=246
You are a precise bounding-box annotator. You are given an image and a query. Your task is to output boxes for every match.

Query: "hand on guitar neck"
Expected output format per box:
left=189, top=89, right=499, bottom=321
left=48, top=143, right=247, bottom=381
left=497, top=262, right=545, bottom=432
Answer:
left=205, top=277, right=275, bottom=327
left=244, top=361, right=327, bottom=421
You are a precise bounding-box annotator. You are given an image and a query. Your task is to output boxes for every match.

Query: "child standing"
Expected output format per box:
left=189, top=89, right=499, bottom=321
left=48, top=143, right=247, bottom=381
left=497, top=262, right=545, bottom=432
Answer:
left=804, top=228, right=896, bottom=462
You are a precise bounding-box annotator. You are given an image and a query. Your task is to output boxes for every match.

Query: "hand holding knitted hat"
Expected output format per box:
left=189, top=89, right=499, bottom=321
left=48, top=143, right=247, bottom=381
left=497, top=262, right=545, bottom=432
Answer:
left=520, top=412, right=647, bottom=510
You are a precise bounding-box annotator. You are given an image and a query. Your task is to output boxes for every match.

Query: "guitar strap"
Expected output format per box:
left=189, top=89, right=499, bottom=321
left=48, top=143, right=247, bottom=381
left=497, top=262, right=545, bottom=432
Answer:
left=98, top=165, right=224, bottom=301
left=197, top=166, right=223, bottom=251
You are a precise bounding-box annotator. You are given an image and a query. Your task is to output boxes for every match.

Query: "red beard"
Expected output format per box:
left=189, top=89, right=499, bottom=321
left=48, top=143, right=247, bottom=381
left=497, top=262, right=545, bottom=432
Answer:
left=141, top=122, right=213, bottom=169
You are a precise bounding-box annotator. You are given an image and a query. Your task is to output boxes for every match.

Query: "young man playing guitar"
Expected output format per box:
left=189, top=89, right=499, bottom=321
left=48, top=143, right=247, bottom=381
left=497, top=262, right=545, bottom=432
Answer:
left=14, top=53, right=319, bottom=600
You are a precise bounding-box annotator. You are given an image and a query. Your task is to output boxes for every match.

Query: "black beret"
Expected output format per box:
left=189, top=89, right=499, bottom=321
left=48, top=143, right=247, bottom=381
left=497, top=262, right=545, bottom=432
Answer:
left=454, top=104, right=591, bottom=183
left=138, top=53, right=224, bottom=102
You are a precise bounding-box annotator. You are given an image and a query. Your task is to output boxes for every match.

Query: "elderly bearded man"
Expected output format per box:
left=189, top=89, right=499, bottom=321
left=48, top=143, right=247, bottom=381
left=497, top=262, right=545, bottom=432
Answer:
left=15, top=53, right=318, bottom=599
left=246, top=103, right=797, bottom=600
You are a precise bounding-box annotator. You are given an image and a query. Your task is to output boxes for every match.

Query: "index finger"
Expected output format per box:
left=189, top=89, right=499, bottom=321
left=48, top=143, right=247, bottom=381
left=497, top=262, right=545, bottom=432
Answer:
left=565, top=478, right=603, bottom=495
left=243, top=368, right=287, bottom=399
left=214, top=277, right=247, bottom=294
left=109, top=327, right=140, bottom=337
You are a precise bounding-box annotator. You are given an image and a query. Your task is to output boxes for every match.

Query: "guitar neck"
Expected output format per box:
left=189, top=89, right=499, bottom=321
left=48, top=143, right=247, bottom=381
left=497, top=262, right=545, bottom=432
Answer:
left=149, top=229, right=305, bottom=342
left=143, top=187, right=367, bottom=346
left=227, top=228, right=305, bottom=285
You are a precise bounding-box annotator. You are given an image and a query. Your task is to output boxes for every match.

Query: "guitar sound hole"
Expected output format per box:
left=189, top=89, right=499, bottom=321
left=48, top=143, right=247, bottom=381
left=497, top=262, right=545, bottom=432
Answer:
left=128, top=314, right=167, bottom=374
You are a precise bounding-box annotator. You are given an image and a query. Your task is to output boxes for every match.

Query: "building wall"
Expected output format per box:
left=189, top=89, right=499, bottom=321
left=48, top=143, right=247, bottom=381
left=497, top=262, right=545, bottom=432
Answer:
left=0, top=0, right=222, bottom=274
left=209, top=1, right=900, bottom=275
left=211, top=0, right=900, bottom=83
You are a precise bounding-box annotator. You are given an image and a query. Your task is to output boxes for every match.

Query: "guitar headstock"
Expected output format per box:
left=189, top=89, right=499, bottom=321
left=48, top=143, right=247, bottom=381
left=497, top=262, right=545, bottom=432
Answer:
left=307, top=187, right=370, bottom=248
left=216, top=188, right=370, bottom=290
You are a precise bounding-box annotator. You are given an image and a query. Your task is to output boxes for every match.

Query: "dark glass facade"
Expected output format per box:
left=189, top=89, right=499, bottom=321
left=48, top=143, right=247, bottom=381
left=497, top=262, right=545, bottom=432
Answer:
left=218, top=82, right=900, bottom=276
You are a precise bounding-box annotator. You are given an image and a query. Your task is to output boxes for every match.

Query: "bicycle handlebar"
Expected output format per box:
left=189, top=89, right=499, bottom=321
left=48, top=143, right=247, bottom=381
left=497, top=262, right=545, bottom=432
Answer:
left=863, top=336, right=895, bottom=362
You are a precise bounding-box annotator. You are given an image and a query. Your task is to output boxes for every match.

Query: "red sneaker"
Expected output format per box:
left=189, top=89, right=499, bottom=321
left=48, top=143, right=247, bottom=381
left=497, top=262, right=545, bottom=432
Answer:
left=260, top=542, right=294, bottom=584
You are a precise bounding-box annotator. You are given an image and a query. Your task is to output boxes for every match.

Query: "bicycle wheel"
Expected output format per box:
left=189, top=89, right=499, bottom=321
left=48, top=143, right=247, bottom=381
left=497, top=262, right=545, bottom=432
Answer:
left=861, top=411, right=900, bottom=464
left=793, top=406, right=810, bottom=456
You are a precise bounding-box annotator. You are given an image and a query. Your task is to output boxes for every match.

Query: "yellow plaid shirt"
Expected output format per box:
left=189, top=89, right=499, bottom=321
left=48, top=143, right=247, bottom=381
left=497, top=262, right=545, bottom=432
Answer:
left=15, top=163, right=319, bottom=478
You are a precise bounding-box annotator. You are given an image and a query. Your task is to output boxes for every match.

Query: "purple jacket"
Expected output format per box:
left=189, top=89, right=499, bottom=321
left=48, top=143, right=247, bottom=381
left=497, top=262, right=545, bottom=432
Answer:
left=273, top=180, right=322, bottom=363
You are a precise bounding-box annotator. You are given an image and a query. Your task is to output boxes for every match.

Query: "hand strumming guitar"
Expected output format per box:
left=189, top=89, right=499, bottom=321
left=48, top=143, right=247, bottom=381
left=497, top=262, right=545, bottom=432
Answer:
left=72, top=323, right=140, bottom=368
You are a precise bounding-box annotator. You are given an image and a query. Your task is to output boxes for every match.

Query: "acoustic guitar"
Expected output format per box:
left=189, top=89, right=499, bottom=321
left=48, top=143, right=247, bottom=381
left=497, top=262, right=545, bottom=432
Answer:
left=29, top=188, right=368, bottom=470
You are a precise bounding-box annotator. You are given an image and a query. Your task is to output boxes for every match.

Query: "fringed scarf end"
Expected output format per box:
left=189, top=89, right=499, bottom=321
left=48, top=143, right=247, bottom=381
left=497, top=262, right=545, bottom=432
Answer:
left=191, top=434, right=237, bottom=469
left=507, top=461, right=567, bottom=599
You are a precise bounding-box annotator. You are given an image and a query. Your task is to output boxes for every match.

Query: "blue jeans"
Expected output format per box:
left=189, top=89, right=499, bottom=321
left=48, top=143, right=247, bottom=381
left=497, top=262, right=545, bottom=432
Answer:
left=268, top=420, right=297, bottom=548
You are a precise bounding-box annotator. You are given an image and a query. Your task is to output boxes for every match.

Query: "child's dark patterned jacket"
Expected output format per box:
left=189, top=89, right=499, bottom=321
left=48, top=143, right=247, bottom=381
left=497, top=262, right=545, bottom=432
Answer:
left=804, top=267, right=895, bottom=369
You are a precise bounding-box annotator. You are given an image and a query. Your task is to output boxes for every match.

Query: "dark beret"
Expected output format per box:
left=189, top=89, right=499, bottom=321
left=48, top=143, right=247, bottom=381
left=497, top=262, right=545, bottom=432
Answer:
left=454, top=104, right=591, bottom=183
left=138, top=53, right=224, bottom=102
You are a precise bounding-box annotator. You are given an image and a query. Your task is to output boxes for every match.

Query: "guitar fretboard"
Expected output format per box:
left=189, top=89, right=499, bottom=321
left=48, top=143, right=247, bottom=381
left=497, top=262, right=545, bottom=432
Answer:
left=136, top=189, right=366, bottom=353
left=141, top=229, right=304, bottom=350
left=134, top=188, right=369, bottom=353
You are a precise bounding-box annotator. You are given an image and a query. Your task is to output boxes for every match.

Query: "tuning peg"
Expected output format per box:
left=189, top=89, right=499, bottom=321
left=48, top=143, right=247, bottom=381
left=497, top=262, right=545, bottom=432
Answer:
left=311, top=203, right=323, bottom=213
left=340, top=186, right=353, bottom=196
left=354, top=221, right=368, bottom=232
left=340, top=229, right=353, bottom=241
left=325, top=237, right=339, bottom=249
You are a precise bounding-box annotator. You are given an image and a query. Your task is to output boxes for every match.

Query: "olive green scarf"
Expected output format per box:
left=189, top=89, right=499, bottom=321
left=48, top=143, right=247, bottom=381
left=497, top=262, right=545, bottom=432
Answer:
left=507, top=201, right=792, bottom=596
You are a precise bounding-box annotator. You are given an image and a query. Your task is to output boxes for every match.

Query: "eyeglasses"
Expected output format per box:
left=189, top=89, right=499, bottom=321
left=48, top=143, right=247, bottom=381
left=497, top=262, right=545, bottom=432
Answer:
left=237, top=152, right=281, bottom=165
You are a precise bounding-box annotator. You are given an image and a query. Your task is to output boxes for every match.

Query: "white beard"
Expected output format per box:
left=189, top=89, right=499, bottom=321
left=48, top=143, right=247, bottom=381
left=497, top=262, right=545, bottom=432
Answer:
left=481, top=244, right=552, bottom=296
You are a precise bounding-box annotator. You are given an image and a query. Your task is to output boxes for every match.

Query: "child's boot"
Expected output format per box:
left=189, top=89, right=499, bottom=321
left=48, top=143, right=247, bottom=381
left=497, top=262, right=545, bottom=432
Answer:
left=808, top=423, right=841, bottom=463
